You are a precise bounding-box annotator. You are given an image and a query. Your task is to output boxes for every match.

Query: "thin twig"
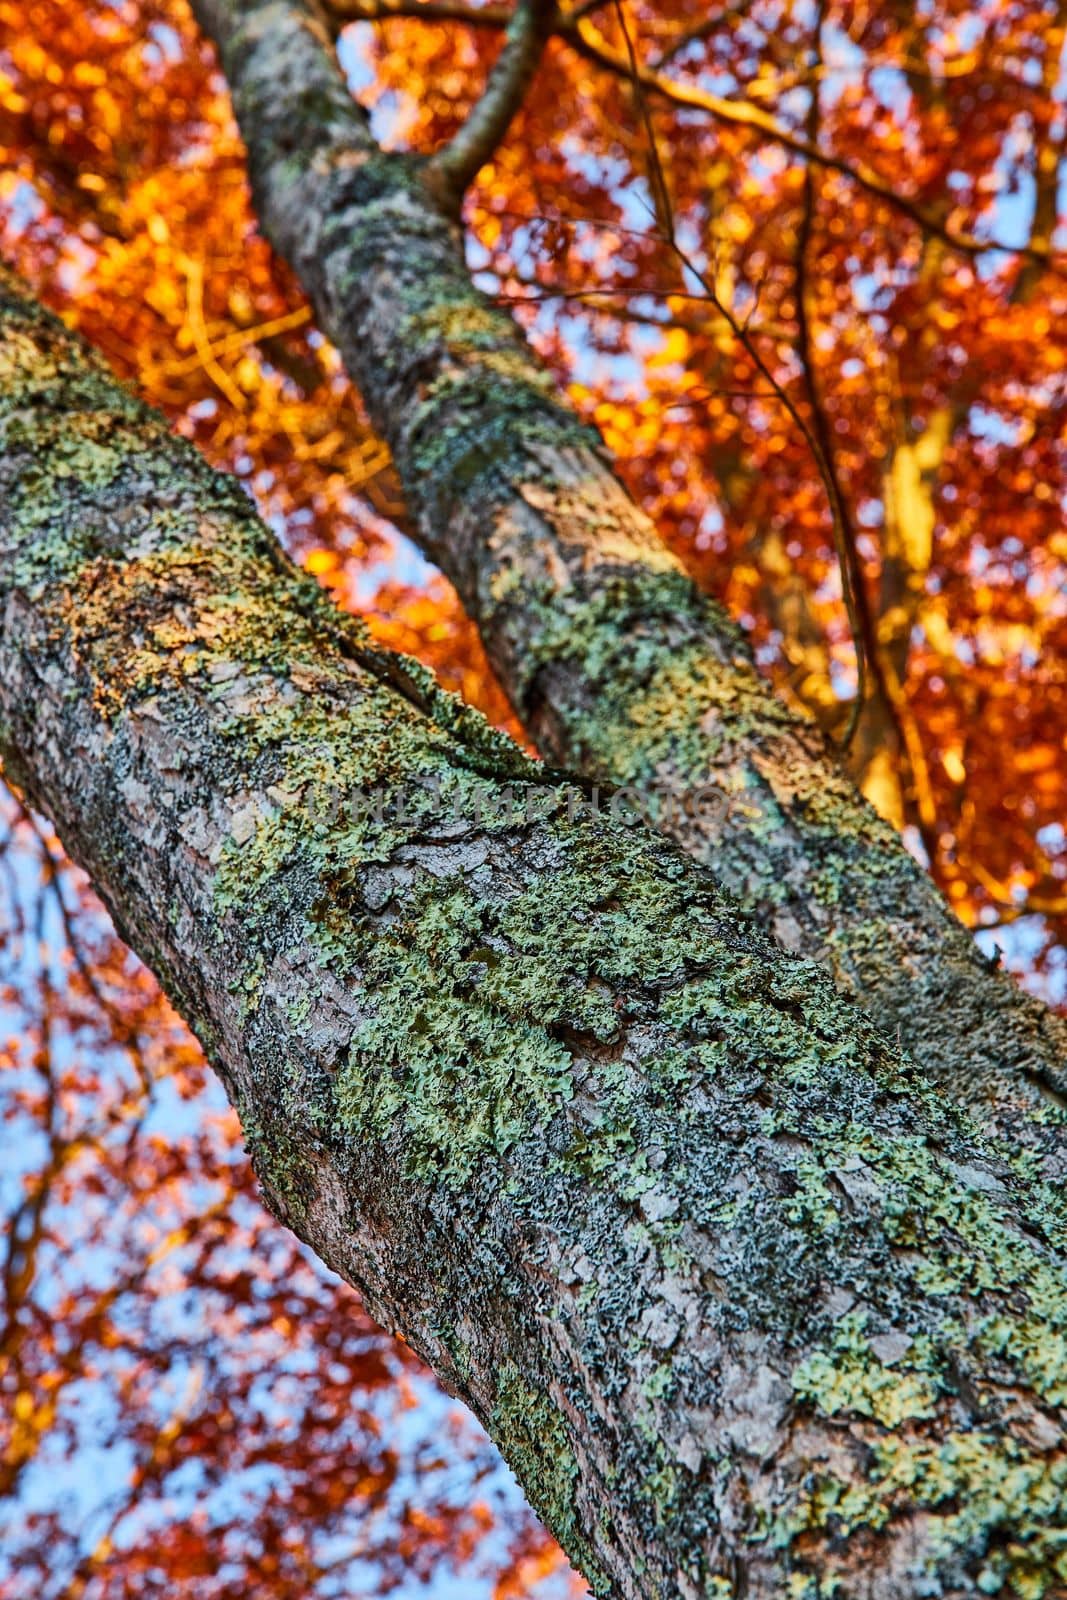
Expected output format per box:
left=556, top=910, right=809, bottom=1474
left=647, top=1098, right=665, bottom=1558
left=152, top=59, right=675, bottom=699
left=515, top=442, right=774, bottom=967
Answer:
left=611, top=0, right=673, bottom=240
left=325, top=0, right=1059, bottom=263
left=792, top=6, right=869, bottom=744
left=608, top=0, right=872, bottom=747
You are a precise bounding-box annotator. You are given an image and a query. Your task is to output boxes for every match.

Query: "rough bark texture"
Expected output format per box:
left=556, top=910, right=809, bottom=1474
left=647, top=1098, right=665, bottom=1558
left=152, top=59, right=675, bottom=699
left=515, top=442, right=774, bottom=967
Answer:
left=189, top=0, right=1067, bottom=1178
left=4, top=272, right=1067, bottom=1599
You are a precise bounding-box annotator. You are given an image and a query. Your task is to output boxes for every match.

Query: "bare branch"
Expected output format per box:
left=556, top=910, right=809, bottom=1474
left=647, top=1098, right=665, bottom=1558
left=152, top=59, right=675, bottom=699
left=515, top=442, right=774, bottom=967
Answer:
left=427, top=0, right=557, bottom=208
left=325, top=0, right=1058, bottom=262
left=792, top=5, right=873, bottom=749
left=605, top=0, right=871, bottom=748
left=565, top=13, right=1052, bottom=262
left=328, top=0, right=511, bottom=25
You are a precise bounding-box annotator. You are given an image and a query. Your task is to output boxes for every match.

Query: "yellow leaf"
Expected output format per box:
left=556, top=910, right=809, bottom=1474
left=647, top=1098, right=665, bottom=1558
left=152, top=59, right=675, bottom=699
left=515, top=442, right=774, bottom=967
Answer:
left=305, top=549, right=339, bottom=576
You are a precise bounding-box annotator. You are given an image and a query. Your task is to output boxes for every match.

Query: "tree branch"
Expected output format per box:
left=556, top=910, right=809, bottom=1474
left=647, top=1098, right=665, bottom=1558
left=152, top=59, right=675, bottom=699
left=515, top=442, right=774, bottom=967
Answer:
left=607, top=0, right=869, bottom=744
left=792, top=9, right=943, bottom=853
left=328, top=0, right=511, bottom=26
left=793, top=5, right=875, bottom=750
left=190, top=0, right=1067, bottom=1162
left=5, top=259, right=1067, bottom=1600
left=324, top=0, right=1057, bottom=261
left=427, top=0, right=557, bottom=209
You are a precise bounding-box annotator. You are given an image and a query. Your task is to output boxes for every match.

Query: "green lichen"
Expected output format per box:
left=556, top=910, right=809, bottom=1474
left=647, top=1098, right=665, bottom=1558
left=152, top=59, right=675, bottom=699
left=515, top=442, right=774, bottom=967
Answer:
left=780, top=1132, right=1067, bottom=1589
left=407, top=380, right=598, bottom=502
left=787, top=1577, right=843, bottom=1600
left=791, top=1312, right=939, bottom=1428
left=235, top=1098, right=315, bottom=1225
left=786, top=1433, right=1067, bottom=1598
left=642, top=1361, right=676, bottom=1402
left=491, top=1362, right=609, bottom=1593
left=330, top=833, right=684, bottom=1183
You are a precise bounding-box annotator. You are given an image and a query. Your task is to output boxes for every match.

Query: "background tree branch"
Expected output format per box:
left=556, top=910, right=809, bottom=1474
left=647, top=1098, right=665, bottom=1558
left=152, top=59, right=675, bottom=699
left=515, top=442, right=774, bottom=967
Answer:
left=191, top=0, right=1067, bottom=1179
left=426, top=0, right=558, bottom=210
left=324, top=0, right=1060, bottom=262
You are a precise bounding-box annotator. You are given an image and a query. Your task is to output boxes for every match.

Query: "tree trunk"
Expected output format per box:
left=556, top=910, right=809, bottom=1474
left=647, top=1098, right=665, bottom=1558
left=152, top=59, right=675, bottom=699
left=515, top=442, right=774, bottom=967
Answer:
left=188, top=0, right=1067, bottom=1181
left=4, top=268, right=1067, bottom=1600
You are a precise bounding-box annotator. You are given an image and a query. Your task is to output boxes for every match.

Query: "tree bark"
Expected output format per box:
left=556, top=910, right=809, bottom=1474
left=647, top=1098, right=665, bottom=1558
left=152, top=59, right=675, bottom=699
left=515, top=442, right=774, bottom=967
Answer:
left=187, top=0, right=1067, bottom=1181
left=4, top=269, right=1067, bottom=1599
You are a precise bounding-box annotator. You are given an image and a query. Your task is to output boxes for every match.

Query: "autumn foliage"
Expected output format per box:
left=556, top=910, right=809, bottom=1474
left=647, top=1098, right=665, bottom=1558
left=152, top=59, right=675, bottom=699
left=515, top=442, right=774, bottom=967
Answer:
left=1, top=0, right=1065, bottom=1591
